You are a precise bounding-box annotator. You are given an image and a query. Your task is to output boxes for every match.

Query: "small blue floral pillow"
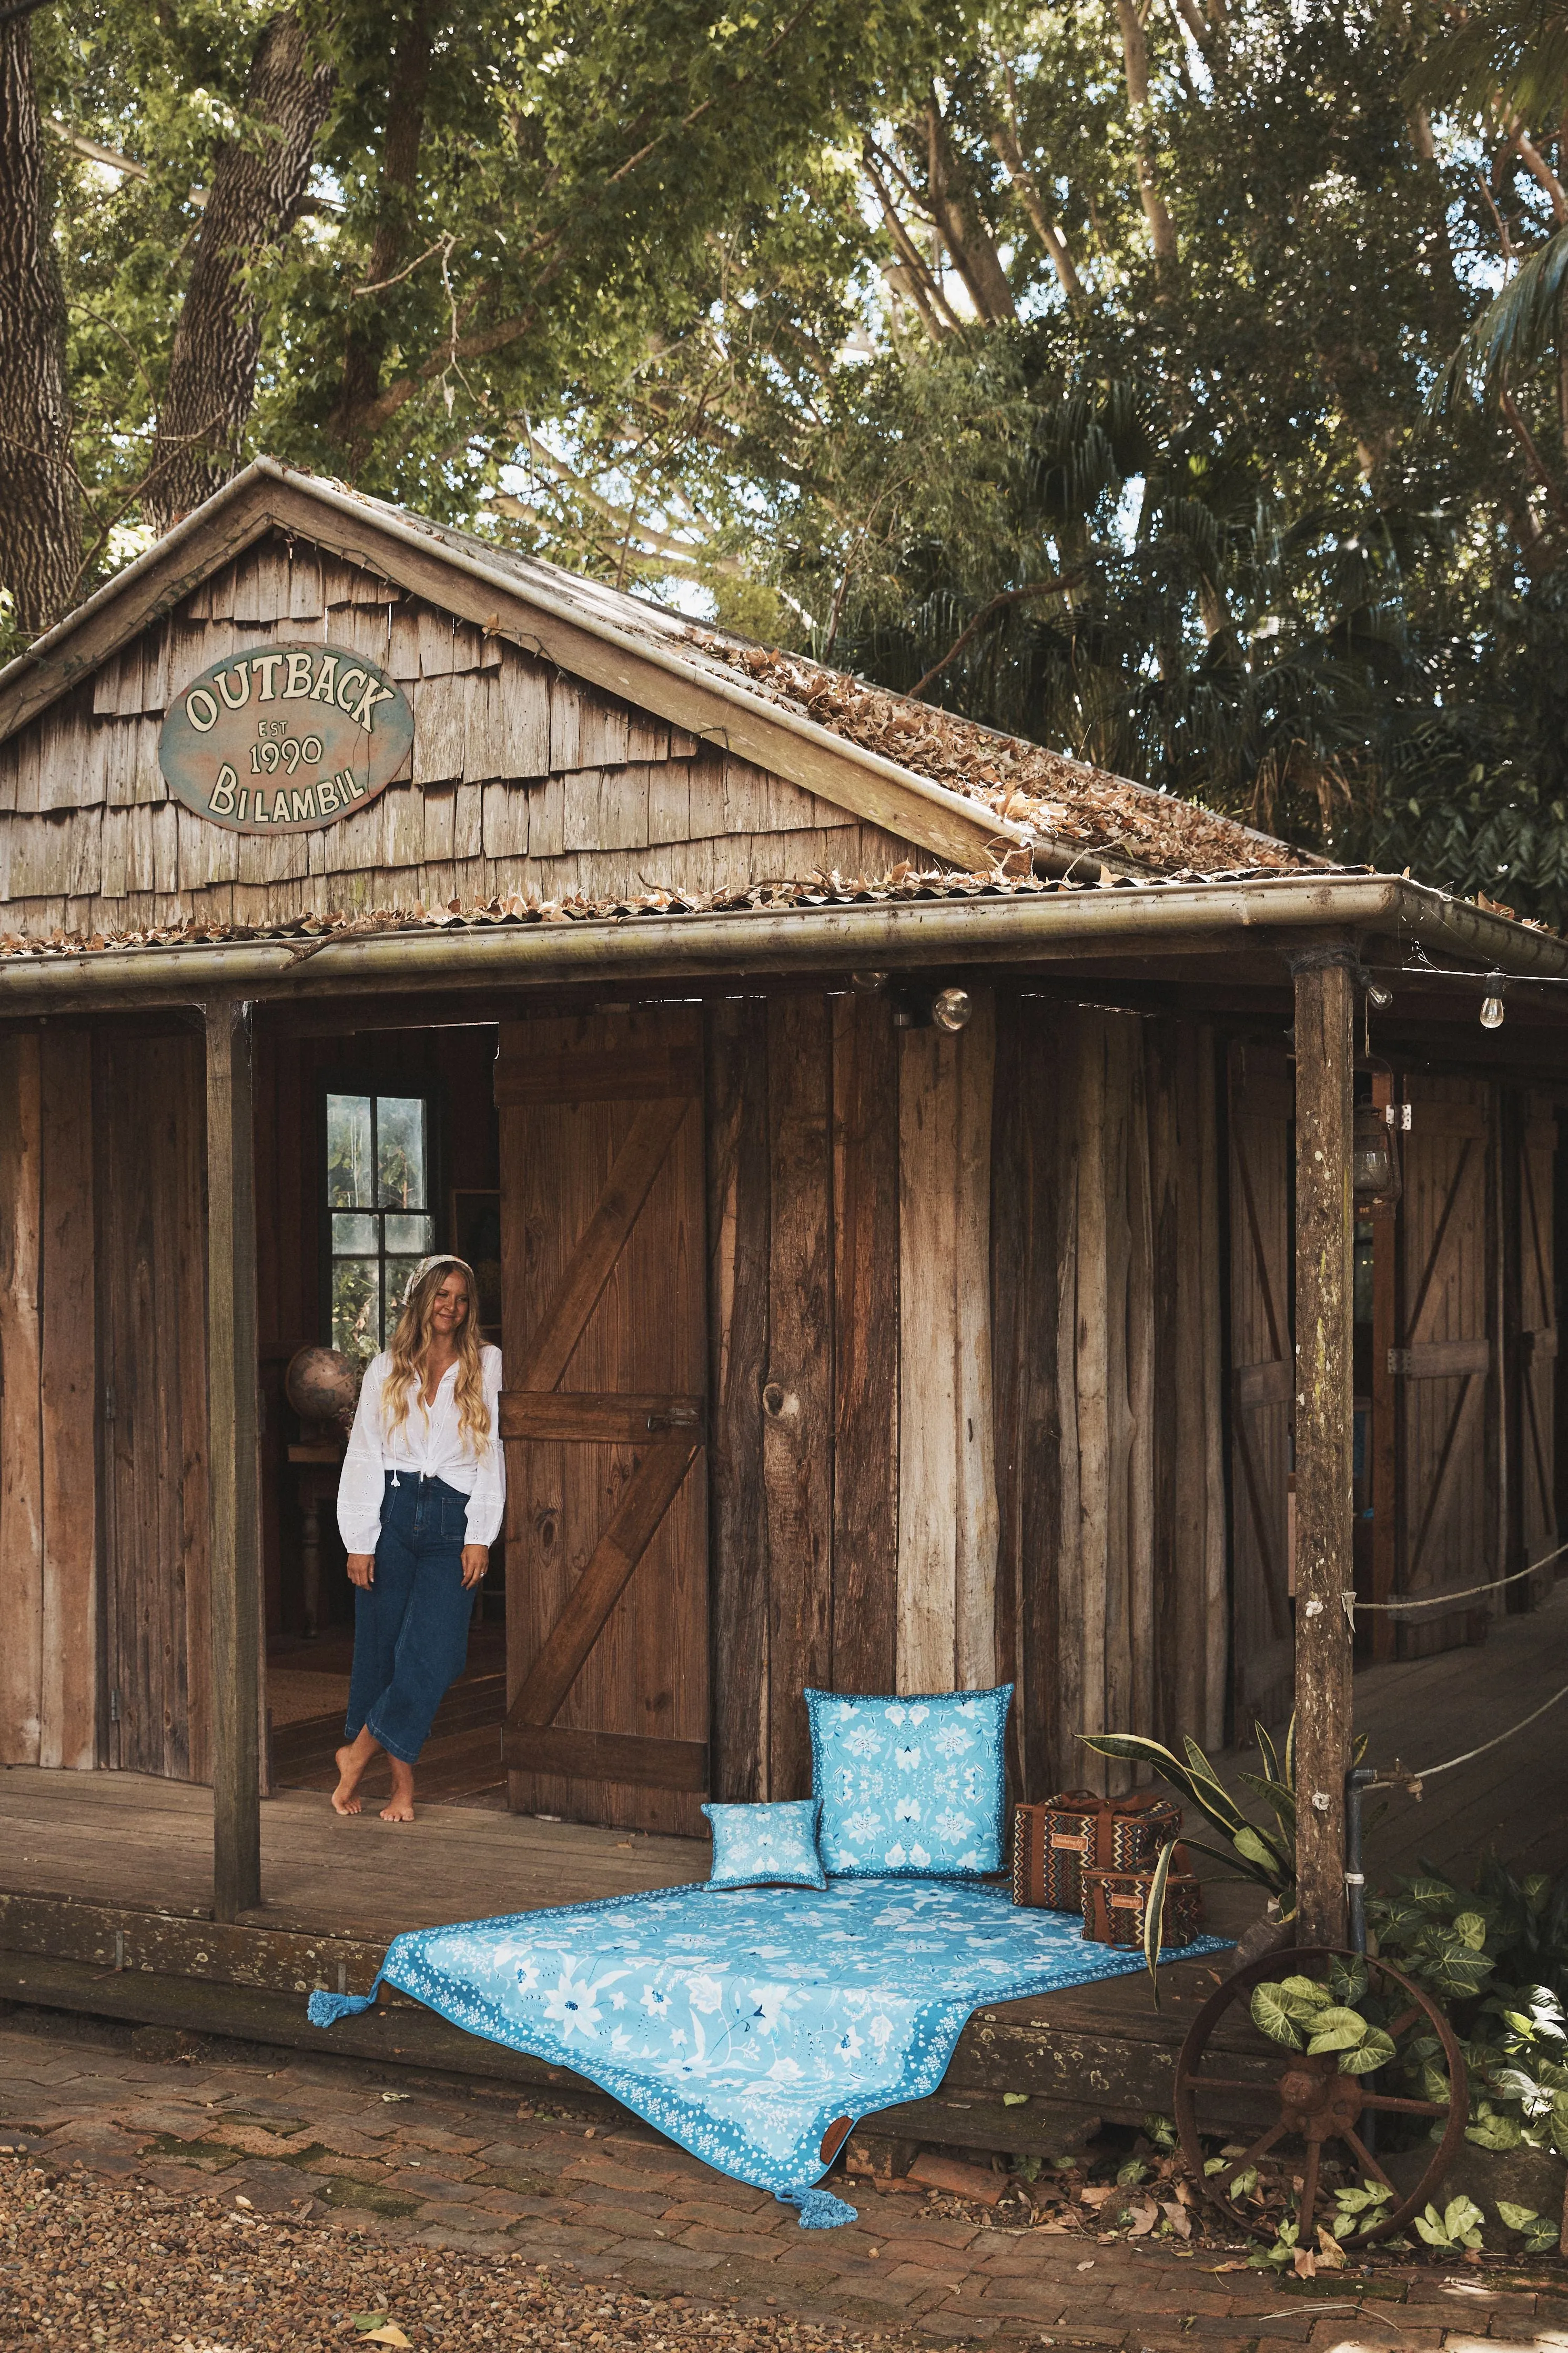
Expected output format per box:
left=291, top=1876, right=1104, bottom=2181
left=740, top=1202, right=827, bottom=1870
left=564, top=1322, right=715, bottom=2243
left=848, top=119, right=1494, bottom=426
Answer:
left=806, top=1685, right=1013, bottom=1878
left=702, top=1799, right=827, bottom=1891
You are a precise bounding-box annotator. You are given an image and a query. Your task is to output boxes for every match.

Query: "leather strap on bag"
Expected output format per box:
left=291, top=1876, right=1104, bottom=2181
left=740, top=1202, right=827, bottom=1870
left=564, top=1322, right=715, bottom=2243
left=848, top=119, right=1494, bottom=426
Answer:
left=1044, top=1788, right=1171, bottom=1870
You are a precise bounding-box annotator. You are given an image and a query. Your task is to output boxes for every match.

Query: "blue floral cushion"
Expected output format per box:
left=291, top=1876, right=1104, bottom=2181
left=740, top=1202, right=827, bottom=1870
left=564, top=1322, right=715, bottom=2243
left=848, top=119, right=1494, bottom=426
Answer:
left=806, top=1685, right=1013, bottom=1878
left=702, top=1799, right=827, bottom=1891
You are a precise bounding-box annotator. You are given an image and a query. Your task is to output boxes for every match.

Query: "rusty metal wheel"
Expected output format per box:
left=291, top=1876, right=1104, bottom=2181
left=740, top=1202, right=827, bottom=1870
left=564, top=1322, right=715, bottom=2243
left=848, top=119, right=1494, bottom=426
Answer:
left=1174, top=1946, right=1468, bottom=2247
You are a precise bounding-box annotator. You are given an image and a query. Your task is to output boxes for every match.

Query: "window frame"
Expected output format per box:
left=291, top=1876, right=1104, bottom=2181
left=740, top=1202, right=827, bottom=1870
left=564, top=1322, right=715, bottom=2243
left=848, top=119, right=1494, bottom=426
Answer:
left=316, top=1072, right=447, bottom=1359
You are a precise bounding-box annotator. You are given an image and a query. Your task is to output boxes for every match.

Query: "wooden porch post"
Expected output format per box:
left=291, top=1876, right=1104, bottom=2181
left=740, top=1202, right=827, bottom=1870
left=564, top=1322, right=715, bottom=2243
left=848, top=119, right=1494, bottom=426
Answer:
left=204, top=997, right=261, bottom=1922
left=1289, top=946, right=1357, bottom=1948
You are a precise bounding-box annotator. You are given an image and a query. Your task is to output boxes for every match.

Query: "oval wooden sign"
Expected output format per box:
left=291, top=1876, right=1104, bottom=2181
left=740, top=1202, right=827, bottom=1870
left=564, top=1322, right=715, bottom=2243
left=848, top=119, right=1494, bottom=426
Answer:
left=158, top=642, right=414, bottom=832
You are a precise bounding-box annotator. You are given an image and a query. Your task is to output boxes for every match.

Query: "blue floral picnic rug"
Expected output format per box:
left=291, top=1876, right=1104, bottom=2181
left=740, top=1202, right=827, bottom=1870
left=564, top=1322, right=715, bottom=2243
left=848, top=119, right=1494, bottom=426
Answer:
left=308, top=1879, right=1229, bottom=2227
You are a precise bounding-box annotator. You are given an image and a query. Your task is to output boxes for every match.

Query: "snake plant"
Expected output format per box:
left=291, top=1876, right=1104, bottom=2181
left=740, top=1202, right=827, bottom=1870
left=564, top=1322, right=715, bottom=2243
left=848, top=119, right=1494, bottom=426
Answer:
left=1079, top=1720, right=1299, bottom=1918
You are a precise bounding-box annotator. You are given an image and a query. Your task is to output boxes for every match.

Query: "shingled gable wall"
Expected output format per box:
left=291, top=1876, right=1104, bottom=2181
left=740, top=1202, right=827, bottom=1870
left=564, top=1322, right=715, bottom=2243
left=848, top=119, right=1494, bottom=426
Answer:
left=0, top=528, right=927, bottom=940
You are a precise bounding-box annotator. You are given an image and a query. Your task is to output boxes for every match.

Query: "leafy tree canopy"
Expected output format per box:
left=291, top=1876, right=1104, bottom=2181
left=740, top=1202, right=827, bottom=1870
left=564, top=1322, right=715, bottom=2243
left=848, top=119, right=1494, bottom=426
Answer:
left=7, top=0, right=1568, bottom=916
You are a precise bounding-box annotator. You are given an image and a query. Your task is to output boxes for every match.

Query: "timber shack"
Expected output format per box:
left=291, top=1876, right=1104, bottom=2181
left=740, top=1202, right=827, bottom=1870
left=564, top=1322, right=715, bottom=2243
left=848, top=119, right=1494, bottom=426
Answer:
left=0, top=457, right=1564, bottom=2151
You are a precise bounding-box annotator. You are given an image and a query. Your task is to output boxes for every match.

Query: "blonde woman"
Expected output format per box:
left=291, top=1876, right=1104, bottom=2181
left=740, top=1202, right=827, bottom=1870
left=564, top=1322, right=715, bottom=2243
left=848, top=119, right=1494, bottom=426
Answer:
left=333, top=1256, right=503, bottom=1823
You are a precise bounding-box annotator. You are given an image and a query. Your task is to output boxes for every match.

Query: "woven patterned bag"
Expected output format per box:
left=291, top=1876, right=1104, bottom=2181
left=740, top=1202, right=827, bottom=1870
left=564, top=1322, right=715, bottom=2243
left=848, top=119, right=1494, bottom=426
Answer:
left=1011, top=1789, right=1183, bottom=1914
left=1081, top=1845, right=1206, bottom=1949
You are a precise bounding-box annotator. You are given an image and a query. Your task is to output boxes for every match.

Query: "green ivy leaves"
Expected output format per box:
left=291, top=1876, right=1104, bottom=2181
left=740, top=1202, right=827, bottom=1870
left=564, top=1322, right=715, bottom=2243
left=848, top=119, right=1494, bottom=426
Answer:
left=1496, top=2198, right=1561, bottom=2255
left=1413, top=2195, right=1485, bottom=2253
left=1251, top=1982, right=1306, bottom=2048
left=1247, top=1973, right=1395, bottom=2074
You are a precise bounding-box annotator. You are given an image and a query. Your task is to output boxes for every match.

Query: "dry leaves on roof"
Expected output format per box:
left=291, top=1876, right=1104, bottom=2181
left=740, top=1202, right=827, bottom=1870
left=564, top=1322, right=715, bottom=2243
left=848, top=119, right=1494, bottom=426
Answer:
left=317, top=478, right=1310, bottom=880
left=682, top=632, right=1312, bottom=879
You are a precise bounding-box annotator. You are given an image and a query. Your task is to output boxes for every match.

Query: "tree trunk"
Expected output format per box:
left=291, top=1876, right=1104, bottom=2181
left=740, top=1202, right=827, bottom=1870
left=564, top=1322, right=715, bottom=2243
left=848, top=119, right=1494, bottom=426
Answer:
left=0, top=17, right=79, bottom=634
left=1112, top=0, right=1178, bottom=269
left=925, top=97, right=1017, bottom=324
left=146, top=10, right=334, bottom=531
left=990, top=122, right=1084, bottom=303
left=330, top=0, right=433, bottom=471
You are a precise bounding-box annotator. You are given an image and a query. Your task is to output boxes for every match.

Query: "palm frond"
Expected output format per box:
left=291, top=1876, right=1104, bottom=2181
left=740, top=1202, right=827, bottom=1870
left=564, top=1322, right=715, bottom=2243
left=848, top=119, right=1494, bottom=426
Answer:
left=1429, top=226, right=1568, bottom=415
left=1405, top=0, right=1568, bottom=126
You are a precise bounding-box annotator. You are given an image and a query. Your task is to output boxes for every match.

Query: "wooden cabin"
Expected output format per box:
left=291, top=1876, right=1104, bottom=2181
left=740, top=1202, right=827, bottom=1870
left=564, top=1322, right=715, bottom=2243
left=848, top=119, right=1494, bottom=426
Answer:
left=0, top=461, right=1565, bottom=2109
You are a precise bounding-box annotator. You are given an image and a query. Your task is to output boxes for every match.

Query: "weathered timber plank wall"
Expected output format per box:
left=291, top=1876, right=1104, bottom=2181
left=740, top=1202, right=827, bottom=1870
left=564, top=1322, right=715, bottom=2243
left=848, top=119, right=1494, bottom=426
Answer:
left=1146, top=1022, right=1228, bottom=1749
left=707, top=987, right=998, bottom=1799
left=96, top=1034, right=212, bottom=1782
left=0, top=529, right=924, bottom=939
left=992, top=1002, right=1227, bottom=1799
left=1226, top=1042, right=1296, bottom=1734
left=897, top=1005, right=999, bottom=1695
left=0, top=1031, right=98, bottom=1768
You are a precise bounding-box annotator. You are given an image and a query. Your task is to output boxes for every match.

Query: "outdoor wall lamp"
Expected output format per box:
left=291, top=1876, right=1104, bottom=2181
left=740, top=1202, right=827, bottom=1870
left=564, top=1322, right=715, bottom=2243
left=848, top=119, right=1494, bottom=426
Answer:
left=892, top=983, right=973, bottom=1032
left=1351, top=1101, right=1403, bottom=1212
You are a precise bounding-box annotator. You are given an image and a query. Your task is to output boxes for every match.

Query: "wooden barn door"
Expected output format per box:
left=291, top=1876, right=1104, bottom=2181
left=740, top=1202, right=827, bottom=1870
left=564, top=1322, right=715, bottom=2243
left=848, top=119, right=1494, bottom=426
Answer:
left=97, top=1032, right=214, bottom=1781
left=497, top=1009, right=709, bottom=1834
left=1227, top=1043, right=1296, bottom=1735
left=1515, top=1093, right=1557, bottom=1595
left=1391, top=1077, right=1496, bottom=1657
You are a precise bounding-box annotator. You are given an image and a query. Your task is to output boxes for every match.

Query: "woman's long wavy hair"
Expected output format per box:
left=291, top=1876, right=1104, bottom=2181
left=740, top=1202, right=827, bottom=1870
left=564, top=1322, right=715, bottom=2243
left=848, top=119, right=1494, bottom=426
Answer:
left=382, top=1257, right=491, bottom=1455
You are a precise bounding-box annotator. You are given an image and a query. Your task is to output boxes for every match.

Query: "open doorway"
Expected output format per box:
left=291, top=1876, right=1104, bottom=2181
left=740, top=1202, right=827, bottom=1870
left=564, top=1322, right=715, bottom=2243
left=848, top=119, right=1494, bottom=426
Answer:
left=256, top=1019, right=509, bottom=1810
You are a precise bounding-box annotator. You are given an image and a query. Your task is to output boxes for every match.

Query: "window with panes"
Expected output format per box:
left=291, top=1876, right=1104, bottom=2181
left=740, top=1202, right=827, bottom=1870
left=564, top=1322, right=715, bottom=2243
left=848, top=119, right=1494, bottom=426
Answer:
left=324, top=1091, right=437, bottom=1359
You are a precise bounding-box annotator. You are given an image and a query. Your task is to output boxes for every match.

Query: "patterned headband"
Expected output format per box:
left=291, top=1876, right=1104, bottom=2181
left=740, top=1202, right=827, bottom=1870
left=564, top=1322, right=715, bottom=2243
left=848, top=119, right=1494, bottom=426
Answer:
left=403, top=1253, right=474, bottom=1304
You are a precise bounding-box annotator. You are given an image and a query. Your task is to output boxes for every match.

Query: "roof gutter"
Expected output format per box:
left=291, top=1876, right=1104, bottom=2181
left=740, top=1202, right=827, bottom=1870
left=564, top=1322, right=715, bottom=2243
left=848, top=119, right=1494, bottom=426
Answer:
left=2, top=874, right=1564, bottom=1015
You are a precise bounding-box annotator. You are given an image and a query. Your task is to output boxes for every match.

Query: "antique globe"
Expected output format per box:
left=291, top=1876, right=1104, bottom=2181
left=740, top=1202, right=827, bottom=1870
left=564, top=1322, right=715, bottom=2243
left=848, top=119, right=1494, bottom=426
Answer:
left=285, top=1345, right=359, bottom=1426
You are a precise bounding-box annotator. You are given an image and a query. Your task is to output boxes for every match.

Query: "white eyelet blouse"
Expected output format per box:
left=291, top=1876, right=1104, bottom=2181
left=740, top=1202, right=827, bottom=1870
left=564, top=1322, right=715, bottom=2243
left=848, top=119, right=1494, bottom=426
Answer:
left=336, top=1345, right=505, bottom=1554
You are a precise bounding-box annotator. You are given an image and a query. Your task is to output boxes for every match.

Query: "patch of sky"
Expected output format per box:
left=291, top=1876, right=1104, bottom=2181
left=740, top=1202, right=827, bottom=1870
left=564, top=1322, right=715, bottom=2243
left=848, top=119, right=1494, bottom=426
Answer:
left=1114, top=475, right=1145, bottom=554
left=493, top=431, right=727, bottom=621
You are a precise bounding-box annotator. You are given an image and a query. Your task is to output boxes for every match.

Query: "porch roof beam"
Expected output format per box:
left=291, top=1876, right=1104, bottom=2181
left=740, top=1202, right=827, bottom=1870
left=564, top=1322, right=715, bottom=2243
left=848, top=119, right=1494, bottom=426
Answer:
left=2, top=873, right=1567, bottom=1013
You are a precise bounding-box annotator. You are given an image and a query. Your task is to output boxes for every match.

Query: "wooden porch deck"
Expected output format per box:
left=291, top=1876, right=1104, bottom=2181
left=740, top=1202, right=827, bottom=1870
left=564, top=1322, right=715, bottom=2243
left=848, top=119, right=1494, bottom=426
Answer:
left=0, top=1580, right=1561, bottom=2157
left=0, top=1767, right=1261, bottom=2156
left=1346, top=1576, right=1568, bottom=1886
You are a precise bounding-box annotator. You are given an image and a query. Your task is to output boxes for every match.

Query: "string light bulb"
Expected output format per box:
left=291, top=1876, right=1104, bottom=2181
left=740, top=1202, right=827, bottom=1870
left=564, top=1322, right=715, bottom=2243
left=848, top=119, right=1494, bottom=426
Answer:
left=1480, top=979, right=1505, bottom=1031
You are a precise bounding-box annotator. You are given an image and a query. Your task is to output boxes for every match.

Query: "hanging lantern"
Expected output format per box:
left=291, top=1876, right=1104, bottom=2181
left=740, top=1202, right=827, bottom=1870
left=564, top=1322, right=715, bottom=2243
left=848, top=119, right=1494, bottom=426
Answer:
left=1352, top=1101, right=1402, bottom=1213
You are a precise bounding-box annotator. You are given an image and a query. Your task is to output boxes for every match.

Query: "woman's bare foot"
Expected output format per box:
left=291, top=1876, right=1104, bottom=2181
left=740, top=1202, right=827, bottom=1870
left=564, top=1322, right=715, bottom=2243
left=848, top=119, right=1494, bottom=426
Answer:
left=380, top=1757, right=416, bottom=1824
left=332, top=1728, right=378, bottom=1816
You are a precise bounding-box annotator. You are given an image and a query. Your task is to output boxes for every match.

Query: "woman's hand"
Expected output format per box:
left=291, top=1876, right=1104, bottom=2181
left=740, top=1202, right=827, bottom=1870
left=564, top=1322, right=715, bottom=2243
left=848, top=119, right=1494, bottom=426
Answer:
left=346, top=1553, right=376, bottom=1588
left=461, top=1544, right=489, bottom=1590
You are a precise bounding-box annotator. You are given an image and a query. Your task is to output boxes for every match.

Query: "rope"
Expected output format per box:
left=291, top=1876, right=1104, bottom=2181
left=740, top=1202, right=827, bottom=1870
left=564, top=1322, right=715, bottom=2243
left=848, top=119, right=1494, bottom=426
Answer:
left=1369, top=1677, right=1568, bottom=1793
left=1347, top=1538, right=1568, bottom=1612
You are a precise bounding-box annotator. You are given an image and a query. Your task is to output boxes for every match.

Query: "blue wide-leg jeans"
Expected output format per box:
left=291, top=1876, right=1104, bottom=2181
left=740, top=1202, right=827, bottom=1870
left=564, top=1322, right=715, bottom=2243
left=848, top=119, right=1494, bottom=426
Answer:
left=345, top=1471, right=476, bottom=1765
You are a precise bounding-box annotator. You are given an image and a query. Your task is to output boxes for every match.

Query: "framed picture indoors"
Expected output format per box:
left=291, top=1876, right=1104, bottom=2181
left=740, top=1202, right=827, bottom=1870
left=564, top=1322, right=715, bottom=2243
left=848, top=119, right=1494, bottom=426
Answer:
left=451, top=1188, right=502, bottom=1338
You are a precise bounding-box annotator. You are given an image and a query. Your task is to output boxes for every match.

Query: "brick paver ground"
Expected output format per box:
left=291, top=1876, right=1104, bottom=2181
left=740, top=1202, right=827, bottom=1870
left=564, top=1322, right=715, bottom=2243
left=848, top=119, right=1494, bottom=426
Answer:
left=2, top=2008, right=1566, bottom=2349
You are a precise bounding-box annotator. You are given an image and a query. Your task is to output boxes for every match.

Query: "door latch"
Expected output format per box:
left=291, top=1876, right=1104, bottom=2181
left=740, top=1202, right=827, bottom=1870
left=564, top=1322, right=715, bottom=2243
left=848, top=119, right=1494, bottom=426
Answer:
left=646, top=1404, right=700, bottom=1432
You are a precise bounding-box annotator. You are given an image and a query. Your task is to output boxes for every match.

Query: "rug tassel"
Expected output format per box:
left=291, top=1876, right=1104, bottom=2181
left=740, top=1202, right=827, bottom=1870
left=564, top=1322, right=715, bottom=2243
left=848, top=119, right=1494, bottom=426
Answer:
left=307, top=1987, right=379, bottom=2028
left=777, top=2186, right=858, bottom=2229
